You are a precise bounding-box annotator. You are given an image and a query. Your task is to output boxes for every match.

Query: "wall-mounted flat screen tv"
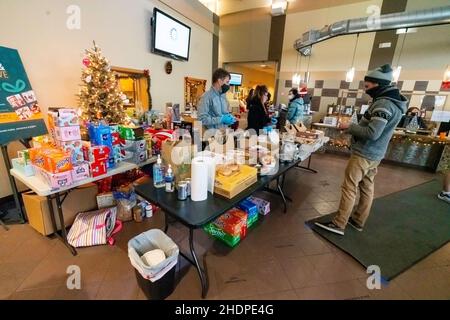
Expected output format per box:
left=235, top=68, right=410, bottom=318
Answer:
left=151, top=8, right=191, bottom=61
left=229, top=73, right=243, bottom=86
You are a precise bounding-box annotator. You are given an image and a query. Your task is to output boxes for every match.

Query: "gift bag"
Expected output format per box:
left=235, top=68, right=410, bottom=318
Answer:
left=67, top=207, right=119, bottom=248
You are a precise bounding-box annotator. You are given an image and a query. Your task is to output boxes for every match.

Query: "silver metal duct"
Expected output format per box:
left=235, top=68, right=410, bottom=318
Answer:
left=294, top=5, right=450, bottom=56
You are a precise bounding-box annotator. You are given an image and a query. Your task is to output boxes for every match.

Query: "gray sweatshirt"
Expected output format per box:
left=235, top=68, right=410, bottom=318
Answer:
left=348, top=86, right=407, bottom=161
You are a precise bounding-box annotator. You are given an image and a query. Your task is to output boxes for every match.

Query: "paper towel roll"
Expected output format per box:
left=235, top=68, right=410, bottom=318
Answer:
left=191, top=156, right=215, bottom=201
left=141, top=249, right=166, bottom=267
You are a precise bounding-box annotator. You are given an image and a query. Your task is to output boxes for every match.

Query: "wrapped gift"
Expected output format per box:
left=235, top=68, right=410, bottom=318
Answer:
left=48, top=108, right=79, bottom=127
left=247, top=196, right=270, bottom=216
left=89, top=160, right=107, bottom=178
left=54, top=126, right=81, bottom=142
left=72, top=162, right=90, bottom=182
left=35, top=166, right=73, bottom=189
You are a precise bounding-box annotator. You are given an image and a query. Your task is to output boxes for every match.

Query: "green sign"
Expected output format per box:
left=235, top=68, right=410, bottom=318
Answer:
left=0, top=46, right=47, bottom=145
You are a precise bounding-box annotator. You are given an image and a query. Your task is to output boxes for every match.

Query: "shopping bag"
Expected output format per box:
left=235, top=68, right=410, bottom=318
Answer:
left=67, top=207, right=118, bottom=248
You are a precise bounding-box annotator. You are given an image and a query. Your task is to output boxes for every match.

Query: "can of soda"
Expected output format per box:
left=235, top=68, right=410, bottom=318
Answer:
left=177, top=181, right=188, bottom=201
left=185, top=178, right=191, bottom=197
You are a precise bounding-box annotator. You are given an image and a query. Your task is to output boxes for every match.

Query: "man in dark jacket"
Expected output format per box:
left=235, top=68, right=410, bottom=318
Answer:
left=315, top=64, right=408, bottom=235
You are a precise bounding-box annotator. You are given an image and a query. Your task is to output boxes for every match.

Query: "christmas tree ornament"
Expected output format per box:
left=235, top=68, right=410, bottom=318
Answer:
left=82, top=58, right=90, bottom=67
left=85, top=75, right=92, bottom=83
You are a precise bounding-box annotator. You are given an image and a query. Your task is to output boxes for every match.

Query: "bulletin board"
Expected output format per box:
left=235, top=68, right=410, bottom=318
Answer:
left=0, top=46, right=47, bottom=145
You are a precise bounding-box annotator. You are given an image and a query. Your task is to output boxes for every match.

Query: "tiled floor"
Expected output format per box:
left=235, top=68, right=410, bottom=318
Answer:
left=1, top=153, right=449, bottom=300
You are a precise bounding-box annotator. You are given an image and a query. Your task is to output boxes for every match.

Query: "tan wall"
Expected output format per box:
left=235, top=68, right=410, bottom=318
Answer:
left=225, top=65, right=276, bottom=98
left=219, top=8, right=272, bottom=65
left=392, top=0, right=450, bottom=81
left=278, top=0, right=383, bottom=104
left=0, top=0, right=213, bottom=198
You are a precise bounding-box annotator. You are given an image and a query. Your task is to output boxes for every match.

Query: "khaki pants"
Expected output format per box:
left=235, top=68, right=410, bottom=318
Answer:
left=333, top=154, right=380, bottom=229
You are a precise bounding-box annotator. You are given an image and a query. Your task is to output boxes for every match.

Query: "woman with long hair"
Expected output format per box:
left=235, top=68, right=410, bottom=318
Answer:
left=246, top=85, right=271, bottom=134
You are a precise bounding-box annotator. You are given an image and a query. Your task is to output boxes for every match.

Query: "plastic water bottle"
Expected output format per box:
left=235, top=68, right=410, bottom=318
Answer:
left=153, top=155, right=165, bottom=188
left=165, top=165, right=175, bottom=193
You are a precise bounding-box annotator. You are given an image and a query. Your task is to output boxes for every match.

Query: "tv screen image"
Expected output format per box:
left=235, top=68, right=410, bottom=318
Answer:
left=229, top=73, right=242, bottom=86
left=152, top=8, right=191, bottom=61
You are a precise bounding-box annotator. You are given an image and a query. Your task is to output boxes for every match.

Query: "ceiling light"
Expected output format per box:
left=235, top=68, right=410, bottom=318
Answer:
left=396, top=28, right=417, bottom=34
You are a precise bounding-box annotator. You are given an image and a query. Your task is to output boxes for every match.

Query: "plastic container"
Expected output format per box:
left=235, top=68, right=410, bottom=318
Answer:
left=153, top=155, right=165, bottom=188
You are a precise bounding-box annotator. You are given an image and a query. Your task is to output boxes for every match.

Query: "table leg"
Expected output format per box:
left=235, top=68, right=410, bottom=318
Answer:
left=0, top=217, right=9, bottom=231
left=296, top=154, right=318, bottom=174
left=277, top=183, right=288, bottom=213
left=164, top=212, right=169, bottom=233
left=48, top=194, right=77, bottom=256
left=189, top=228, right=209, bottom=299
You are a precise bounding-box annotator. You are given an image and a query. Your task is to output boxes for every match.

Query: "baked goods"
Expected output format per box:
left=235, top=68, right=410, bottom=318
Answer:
left=217, top=163, right=240, bottom=176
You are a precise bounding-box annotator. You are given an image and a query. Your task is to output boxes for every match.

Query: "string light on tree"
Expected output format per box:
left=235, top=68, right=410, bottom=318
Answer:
left=78, top=41, right=127, bottom=124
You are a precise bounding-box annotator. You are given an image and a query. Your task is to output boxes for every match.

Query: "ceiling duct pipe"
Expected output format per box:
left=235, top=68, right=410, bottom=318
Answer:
left=294, top=5, right=450, bottom=56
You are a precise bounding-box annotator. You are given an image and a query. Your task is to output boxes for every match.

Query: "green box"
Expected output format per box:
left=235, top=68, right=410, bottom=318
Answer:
left=247, top=214, right=259, bottom=228
left=203, top=223, right=240, bottom=247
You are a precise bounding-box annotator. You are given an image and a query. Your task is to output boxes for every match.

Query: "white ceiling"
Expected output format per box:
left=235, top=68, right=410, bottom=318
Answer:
left=198, top=0, right=369, bottom=16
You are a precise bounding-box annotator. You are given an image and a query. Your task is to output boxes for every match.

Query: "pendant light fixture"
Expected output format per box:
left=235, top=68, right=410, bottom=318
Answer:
left=292, top=52, right=302, bottom=86
left=393, top=28, right=408, bottom=83
left=304, top=49, right=311, bottom=85
left=346, top=33, right=360, bottom=83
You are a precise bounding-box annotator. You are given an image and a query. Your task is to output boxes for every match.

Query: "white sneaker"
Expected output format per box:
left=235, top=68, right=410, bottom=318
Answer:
left=437, top=192, right=450, bottom=204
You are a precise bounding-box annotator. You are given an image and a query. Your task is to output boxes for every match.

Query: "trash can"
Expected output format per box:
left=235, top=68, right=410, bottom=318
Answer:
left=128, top=229, right=179, bottom=300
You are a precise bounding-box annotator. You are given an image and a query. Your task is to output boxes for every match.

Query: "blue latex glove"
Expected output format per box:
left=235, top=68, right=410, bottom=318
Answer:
left=271, top=117, right=278, bottom=125
left=263, top=126, right=273, bottom=133
left=220, top=114, right=235, bottom=125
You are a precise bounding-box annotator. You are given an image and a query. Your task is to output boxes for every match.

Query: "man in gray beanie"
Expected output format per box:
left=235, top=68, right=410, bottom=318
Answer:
left=315, top=64, right=407, bottom=235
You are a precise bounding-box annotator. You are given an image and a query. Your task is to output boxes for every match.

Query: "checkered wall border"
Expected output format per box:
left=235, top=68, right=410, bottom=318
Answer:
left=304, top=79, right=450, bottom=112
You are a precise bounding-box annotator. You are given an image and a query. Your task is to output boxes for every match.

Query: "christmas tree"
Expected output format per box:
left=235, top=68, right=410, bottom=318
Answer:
left=78, top=42, right=127, bottom=124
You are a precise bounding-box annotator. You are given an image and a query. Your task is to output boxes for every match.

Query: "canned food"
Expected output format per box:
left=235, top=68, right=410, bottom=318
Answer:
left=177, top=181, right=188, bottom=201
left=185, top=178, right=191, bottom=197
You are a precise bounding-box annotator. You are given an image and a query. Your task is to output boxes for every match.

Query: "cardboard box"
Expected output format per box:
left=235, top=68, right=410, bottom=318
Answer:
left=90, top=160, right=107, bottom=177
left=203, top=223, right=241, bottom=247
left=123, top=150, right=147, bottom=164
left=23, top=183, right=98, bottom=236
left=48, top=108, right=79, bottom=127
left=54, top=126, right=81, bottom=141
left=214, top=165, right=258, bottom=199
left=72, top=162, right=90, bottom=182
left=88, top=123, right=112, bottom=147
left=30, top=148, right=72, bottom=174
left=11, top=158, right=35, bottom=176
left=35, top=166, right=73, bottom=189
left=120, top=139, right=146, bottom=152
left=247, top=196, right=270, bottom=215
left=213, top=208, right=247, bottom=238
left=96, top=192, right=116, bottom=209
left=119, top=125, right=144, bottom=140
left=83, top=144, right=110, bottom=162
left=56, top=140, right=84, bottom=163
left=111, top=132, right=120, bottom=145
left=237, top=199, right=258, bottom=219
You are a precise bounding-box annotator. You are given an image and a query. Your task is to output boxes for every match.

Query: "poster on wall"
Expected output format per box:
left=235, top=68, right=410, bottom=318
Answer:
left=0, top=46, right=47, bottom=145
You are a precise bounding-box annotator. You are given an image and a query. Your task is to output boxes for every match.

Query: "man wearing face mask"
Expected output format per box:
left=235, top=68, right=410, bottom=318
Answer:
left=198, top=68, right=236, bottom=129
left=315, top=64, right=407, bottom=236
